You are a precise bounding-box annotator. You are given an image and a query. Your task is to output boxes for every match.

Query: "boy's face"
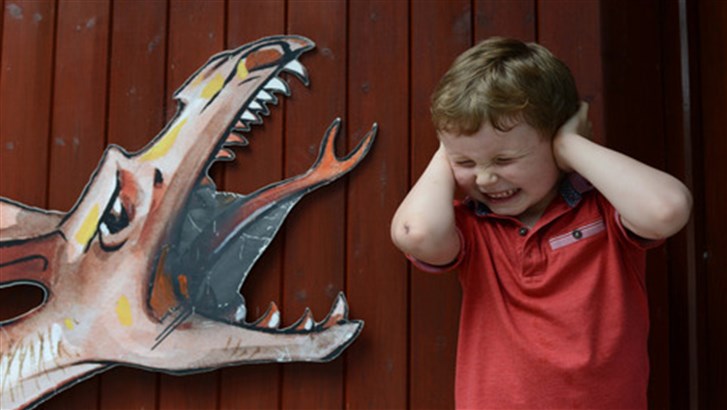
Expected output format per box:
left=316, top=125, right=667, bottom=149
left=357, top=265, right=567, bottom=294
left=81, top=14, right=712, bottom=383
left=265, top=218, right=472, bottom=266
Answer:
left=439, top=121, right=562, bottom=225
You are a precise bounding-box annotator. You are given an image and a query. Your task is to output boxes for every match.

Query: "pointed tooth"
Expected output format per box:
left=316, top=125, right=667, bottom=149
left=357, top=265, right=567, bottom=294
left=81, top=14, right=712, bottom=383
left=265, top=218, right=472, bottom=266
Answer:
left=283, top=59, right=305, bottom=76
left=319, top=293, right=349, bottom=328
left=215, top=148, right=235, bottom=161
left=293, top=308, right=315, bottom=331
left=249, top=99, right=269, bottom=116
left=256, top=90, right=274, bottom=102
left=264, top=77, right=289, bottom=95
left=99, top=222, right=110, bottom=236
left=302, top=317, right=314, bottom=331
left=249, top=100, right=263, bottom=111
left=226, top=133, right=249, bottom=147
left=267, top=311, right=280, bottom=329
left=255, top=302, right=280, bottom=329
left=247, top=100, right=270, bottom=120
left=241, top=110, right=257, bottom=122
left=283, top=59, right=308, bottom=83
left=233, top=119, right=250, bottom=132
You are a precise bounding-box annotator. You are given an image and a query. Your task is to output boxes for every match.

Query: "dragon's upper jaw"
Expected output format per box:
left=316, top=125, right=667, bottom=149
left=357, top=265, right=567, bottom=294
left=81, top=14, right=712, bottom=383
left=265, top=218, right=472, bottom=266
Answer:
left=57, top=36, right=314, bottom=258
left=141, top=35, right=316, bottom=221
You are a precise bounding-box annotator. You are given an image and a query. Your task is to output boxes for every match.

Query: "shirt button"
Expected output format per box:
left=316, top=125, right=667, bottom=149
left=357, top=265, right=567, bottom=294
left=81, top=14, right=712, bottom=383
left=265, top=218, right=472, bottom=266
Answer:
left=572, top=229, right=583, bottom=239
left=518, top=227, right=528, bottom=236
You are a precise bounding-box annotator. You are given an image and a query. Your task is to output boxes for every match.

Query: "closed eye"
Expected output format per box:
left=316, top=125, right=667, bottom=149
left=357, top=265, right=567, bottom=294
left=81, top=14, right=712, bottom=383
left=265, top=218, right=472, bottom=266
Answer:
left=494, top=157, right=516, bottom=165
left=455, top=160, right=476, bottom=168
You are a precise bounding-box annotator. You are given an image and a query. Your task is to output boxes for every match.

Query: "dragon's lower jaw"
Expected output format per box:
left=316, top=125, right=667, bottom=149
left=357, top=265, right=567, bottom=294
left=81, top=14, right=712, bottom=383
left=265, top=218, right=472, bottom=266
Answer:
left=132, top=293, right=363, bottom=368
left=1, top=303, right=361, bottom=410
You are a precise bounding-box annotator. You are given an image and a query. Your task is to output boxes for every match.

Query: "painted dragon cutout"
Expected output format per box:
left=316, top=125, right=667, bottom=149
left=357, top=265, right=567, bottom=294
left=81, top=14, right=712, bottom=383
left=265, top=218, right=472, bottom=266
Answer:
left=0, top=35, right=374, bottom=409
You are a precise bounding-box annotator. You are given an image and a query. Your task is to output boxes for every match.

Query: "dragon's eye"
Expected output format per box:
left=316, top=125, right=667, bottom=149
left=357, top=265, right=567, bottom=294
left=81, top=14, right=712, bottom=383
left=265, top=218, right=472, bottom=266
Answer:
left=100, top=195, right=129, bottom=235
left=98, top=172, right=135, bottom=251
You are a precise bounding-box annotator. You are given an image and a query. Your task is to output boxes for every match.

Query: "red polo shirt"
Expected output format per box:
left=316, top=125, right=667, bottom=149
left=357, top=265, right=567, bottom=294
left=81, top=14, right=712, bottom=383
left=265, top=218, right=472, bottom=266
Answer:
left=411, top=175, right=661, bottom=409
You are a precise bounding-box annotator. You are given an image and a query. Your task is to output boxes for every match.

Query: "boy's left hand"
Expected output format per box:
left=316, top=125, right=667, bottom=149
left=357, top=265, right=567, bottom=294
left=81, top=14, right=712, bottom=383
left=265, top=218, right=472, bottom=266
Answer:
left=553, top=102, right=592, bottom=172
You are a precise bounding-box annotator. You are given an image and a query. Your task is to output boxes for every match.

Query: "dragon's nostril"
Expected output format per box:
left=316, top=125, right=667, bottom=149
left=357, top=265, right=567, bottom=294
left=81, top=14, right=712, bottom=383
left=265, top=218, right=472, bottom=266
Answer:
left=245, top=49, right=283, bottom=71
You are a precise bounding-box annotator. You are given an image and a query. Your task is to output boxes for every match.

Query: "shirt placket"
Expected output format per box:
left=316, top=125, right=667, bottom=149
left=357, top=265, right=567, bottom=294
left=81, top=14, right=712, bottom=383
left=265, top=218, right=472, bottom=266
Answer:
left=517, top=225, right=542, bottom=278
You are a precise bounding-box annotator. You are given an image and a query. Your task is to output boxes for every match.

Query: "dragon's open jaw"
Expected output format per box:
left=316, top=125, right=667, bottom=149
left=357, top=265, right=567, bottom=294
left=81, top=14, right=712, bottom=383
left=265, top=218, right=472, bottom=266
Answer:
left=145, top=36, right=364, bottom=345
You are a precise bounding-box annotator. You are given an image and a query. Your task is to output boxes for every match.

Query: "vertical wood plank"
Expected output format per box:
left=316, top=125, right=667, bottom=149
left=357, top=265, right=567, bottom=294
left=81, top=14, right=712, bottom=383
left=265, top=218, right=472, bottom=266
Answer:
left=47, top=0, right=110, bottom=216
left=0, top=0, right=56, bottom=377
left=345, top=1, right=408, bottom=409
left=537, top=0, right=604, bottom=144
left=474, top=0, right=535, bottom=42
left=282, top=1, right=347, bottom=409
left=0, top=0, right=55, bottom=207
left=104, top=0, right=167, bottom=151
left=658, top=2, right=689, bottom=406
left=155, top=1, right=226, bottom=409
left=599, top=2, right=672, bottom=407
left=409, top=1, right=470, bottom=408
left=659, top=1, right=704, bottom=407
left=99, top=1, right=167, bottom=409
left=699, top=1, right=727, bottom=407
left=0, top=0, right=4, bottom=69
left=38, top=1, right=111, bottom=409
left=219, top=1, right=285, bottom=408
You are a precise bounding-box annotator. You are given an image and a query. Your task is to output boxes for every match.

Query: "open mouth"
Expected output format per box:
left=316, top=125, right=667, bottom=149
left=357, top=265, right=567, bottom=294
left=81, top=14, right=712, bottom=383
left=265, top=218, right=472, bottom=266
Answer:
left=150, top=37, right=358, bottom=343
left=484, top=188, right=520, bottom=201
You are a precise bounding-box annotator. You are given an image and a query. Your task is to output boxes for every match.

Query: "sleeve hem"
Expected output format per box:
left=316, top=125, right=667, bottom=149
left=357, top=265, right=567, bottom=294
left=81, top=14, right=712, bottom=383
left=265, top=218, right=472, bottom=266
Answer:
left=614, top=210, right=665, bottom=250
left=405, top=229, right=465, bottom=273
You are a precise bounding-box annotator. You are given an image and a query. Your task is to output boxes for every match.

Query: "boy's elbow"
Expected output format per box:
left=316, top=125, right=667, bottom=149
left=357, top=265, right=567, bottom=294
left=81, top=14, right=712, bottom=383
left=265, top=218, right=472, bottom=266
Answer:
left=643, top=186, right=693, bottom=239
left=390, top=219, right=459, bottom=265
left=663, top=187, right=692, bottom=235
left=390, top=220, right=430, bottom=255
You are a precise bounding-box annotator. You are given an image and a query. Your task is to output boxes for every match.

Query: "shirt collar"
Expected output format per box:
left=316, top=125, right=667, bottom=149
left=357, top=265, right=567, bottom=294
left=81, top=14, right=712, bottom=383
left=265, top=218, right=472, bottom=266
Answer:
left=465, top=173, right=593, bottom=217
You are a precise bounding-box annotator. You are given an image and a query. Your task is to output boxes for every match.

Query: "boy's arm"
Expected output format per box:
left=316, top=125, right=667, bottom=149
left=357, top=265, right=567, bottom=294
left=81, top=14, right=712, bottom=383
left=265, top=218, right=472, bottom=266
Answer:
left=391, top=144, right=461, bottom=265
left=553, top=103, right=693, bottom=240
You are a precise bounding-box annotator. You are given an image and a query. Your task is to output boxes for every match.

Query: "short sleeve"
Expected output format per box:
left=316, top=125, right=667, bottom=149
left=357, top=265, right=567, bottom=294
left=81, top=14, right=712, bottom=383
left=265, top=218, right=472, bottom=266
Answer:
left=596, top=192, right=665, bottom=250
left=406, top=228, right=466, bottom=273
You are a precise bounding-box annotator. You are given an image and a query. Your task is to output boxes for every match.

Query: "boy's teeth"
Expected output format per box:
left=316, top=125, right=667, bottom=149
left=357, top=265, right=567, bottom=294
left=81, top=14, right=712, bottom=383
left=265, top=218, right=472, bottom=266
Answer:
left=487, top=189, right=517, bottom=199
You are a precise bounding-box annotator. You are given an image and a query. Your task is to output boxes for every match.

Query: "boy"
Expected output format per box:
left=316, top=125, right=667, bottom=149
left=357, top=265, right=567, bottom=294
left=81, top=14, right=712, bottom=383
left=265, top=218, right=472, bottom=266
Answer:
left=391, top=37, right=692, bottom=409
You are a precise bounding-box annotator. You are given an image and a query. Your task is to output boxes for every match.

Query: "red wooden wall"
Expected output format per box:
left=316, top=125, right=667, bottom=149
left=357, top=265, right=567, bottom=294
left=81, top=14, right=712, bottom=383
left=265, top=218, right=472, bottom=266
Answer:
left=1, top=0, right=723, bottom=409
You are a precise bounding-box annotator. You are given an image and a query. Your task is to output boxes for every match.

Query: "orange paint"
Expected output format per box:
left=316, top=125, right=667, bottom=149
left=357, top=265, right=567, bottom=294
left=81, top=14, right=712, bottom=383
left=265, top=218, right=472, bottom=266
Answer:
left=178, top=274, right=189, bottom=299
left=245, top=49, right=282, bottom=71
left=149, top=247, right=177, bottom=319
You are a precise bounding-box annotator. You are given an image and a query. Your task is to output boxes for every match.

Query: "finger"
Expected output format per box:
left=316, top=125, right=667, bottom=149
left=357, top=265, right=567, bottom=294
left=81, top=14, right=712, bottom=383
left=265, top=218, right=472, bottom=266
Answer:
left=580, top=101, right=590, bottom=116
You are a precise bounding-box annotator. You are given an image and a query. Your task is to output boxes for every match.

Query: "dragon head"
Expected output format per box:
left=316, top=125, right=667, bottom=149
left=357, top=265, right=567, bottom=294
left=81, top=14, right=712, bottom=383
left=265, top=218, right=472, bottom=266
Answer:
left=0, top=35, right=372, bottom=410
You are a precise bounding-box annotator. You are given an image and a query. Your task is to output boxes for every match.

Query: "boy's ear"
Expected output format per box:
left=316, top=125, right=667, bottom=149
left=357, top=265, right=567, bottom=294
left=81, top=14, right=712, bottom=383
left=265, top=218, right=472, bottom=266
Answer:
left=0, top=198, right=64, bottom=240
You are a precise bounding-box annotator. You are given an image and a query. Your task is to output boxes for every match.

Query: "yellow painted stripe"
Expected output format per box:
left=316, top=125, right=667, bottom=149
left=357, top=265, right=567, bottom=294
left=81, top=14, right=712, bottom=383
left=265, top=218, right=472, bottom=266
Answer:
left=190, top=73, right=205, bottom=87
left=64, top=318, right=75, bottom=330
left=115, top=295, right=133, bottom=327
left=140, top=118, right=188, bottom=162
left=201, top=73, right=224, bottom=99
left=74, top=204, right=99, bottom=246
left=237, top=59, right=248, bottom=80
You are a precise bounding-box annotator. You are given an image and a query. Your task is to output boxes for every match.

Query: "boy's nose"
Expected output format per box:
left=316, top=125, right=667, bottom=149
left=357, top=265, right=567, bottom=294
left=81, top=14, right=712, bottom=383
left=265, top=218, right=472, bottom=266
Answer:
left=475, top=168, right=498, bottom=187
